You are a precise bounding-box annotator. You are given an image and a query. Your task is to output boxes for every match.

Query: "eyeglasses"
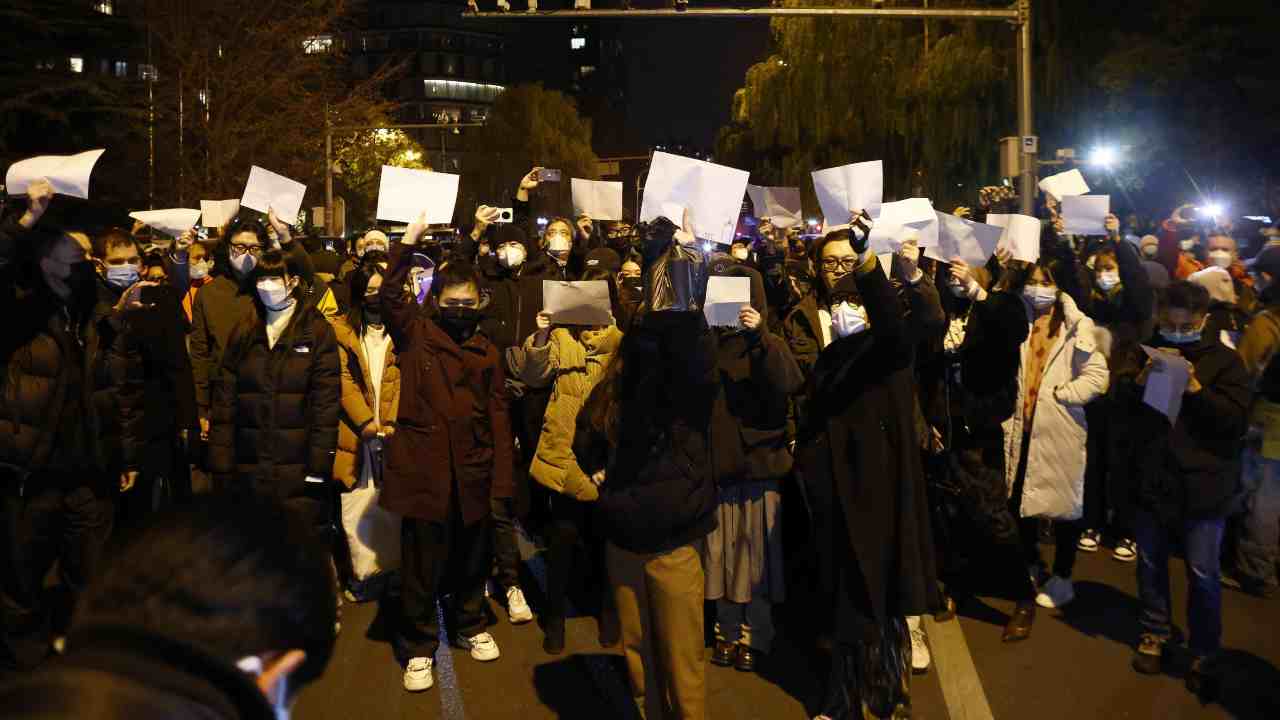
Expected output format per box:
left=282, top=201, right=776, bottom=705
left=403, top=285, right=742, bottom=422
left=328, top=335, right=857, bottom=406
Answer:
left=821, top=256, right=860, bottom=273
left=230, top=244, right=263, bottom=257
left=440, top=298, right=478, bottom=308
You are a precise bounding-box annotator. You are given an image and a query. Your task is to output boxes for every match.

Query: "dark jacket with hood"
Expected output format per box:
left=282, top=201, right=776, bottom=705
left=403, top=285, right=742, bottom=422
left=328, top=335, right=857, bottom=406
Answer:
left=1117, top=333, right=1250, bottom=523
left=208, top=299, right=340, bottom=502
left=796, top=254, right=939, bottom=623
left=0, top=624, right=277, bottom=720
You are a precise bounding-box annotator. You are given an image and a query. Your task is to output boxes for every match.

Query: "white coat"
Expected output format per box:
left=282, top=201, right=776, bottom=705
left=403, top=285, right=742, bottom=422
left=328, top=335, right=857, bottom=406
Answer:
left=1002, top=292, right=1110, bottom=520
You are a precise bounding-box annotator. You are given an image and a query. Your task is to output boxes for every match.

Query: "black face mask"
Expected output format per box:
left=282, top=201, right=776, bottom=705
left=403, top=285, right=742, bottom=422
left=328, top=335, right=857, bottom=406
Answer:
left=621, top=277, right=643, bottom=301
left=438, top=306, right=482, bottom=344
left=67, top=261, right=99, bottom=305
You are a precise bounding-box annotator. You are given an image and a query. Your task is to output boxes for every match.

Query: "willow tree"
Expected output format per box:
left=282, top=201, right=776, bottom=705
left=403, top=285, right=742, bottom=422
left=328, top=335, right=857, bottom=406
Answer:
left=718, top=0, right=1016, bottom=214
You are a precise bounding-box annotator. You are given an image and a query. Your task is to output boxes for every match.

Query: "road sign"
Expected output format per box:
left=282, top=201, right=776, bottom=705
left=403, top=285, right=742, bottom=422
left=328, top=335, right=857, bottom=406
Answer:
left=1022, top=136, right=1039, bottom=154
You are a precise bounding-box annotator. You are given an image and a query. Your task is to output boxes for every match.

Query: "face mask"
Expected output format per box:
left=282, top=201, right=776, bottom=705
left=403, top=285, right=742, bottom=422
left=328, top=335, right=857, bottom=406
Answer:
left=256, top=278, right=295, bottom=311
left=106, top=264, right=140, bottom=289
left=439, top=306, right=482, bottom=344
left=1024, top=286, right=1057, bottom=310
left=64, top=260, right=98, bottom=303
left=1208, top=250, right=1233, bottom=269
left=1180, top=238, right=1197, bottom=251
left=731, top=247, right=750, bottom=261
left=230, top=251, right=258, bottom=276
left=189, top=261, right=211, bottom=280
left=1097, top=271, right=1121, bottom=291
left=1141, top=245, right=1159, bottom=259
left=830, top=301, right=869, bottom=339
left=361, top=243, right=387, bottom=257
left=497, top=244, right=526, bottom=269
left=621, top=276, right=643, bottom=300
left=1160, top=328, right=1202, bottom=345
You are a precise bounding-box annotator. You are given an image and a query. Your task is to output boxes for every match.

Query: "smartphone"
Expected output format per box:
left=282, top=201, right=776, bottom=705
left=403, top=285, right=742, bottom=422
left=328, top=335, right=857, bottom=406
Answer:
left=494, top=207, right=514, bottom=224
left=538, top=168, right=562, bottom=182
left=140, top=285, right=165, bottom=306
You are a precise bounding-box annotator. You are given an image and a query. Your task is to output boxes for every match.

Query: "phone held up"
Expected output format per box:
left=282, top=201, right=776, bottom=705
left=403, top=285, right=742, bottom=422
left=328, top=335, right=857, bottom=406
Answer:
left=494, top=208, right=514, bottom=224
left=537, top=168, right=562, bottom=183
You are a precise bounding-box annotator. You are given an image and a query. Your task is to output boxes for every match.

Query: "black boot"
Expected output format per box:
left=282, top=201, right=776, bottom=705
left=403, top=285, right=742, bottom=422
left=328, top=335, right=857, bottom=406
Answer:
left=542, top=616, right=566, bottom=655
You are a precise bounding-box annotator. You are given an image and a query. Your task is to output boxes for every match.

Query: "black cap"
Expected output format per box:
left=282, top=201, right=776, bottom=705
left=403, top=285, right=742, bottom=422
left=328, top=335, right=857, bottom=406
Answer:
left=493, top=224, right=531, bottom=255
left=584, top=247, right=621, bottom=275
left=310, top=249, right=344, bottom=276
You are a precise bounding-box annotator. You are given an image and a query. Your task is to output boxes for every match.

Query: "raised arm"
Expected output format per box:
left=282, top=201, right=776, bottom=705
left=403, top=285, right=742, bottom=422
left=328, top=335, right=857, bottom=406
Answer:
left=381, top=217, right=427, bottom=348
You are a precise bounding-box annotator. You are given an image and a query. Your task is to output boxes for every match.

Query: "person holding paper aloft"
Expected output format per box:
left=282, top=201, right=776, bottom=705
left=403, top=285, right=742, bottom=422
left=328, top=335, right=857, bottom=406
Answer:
left=513, top=281, right=623, bottom=655
left=1075, top=214, right=1154, bottom=563
left=700, top=258, right=803, bottom=673
left=797, top=214, right=938, bottom=720
left=1117, top=281, right=1249, bottom=700
left=379, top=217, right=515, bottom=692
left=997, top=257, right=1109, bottom=612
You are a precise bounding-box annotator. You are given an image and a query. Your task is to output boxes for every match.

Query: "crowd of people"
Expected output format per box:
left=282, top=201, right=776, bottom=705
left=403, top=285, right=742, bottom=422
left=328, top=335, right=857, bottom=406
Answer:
left=0, top=161, right=1277, bottom=720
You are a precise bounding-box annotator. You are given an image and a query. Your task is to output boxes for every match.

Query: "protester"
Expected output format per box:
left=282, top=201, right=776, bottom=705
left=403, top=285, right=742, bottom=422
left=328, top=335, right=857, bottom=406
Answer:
left=1204, top=232, right=1257, bottom=315
left=1188, top=266, right=1249, bottom=348
left=1119, top=281, right=1249, bottom=700
left=999, top=255, right=1109, bottom=610
left=0, top=181, right=117, bottom=677
left=380, top=216, right=515, bottom=692
left=797, top=215, right=938, bottom=720
left=181, top=239, right=216, bottom=325
left=616, top=250, right=644, bottom=331
left=516, top=299, right=623, bottom=654
left=339, top=229, right=389, bottom=280
left=0, top=494, right=337, bottom=719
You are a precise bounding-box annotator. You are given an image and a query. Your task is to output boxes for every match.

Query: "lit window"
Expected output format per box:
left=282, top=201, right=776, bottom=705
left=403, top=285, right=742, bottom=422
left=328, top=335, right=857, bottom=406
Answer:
left=570, top=38, right=586, bottom=50
left=303, top=35, right=333, bottom=54
left=579, top=65, right=596, bottom=77
left=113, top=61, right=128, bottom=78
left=198, top=90, right=209, bottom=106
left=69, top=56, right=83, bottom=73
left=139, top=64, right=158, bottom=81
left=94, top=1, right=114, bottom=15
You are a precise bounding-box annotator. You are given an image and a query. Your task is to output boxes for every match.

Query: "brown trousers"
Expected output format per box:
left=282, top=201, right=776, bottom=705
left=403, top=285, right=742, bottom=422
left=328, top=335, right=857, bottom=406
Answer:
left=607, top=542, right=707, bottom=720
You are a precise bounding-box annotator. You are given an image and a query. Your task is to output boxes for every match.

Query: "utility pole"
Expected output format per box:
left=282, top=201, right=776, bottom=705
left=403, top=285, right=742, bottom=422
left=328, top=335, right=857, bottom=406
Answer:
left=1016, top=0, right=1035, bottom=215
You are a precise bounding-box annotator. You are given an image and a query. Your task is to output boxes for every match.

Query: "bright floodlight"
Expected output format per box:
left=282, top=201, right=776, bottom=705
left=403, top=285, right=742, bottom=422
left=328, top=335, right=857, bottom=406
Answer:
left=807, top=218, right=819, bottom=227
left=1202, top=202, right=1225, bottom=219
left=1088, top=146, right=1119, bottom=168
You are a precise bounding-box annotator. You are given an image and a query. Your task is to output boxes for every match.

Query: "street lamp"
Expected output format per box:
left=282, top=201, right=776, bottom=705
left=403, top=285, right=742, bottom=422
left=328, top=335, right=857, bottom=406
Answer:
left=1087, top=146, right=1119, bottom=169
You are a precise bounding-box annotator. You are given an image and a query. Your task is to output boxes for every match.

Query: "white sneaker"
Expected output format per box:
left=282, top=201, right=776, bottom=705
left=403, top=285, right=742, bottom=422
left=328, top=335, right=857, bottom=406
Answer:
left=907, top=617, right=930, bottom=674
left=1077, top=529, right=1101, bottom=552
left=1112, top=538, right=1138, bottom=562
left=506, top=586, right=534, bottom=624
left=457, top=631, right=501, bottom=661
left=403, top=657, right=434, bottom=692
left=1035, top=576, right=1075, bottom=609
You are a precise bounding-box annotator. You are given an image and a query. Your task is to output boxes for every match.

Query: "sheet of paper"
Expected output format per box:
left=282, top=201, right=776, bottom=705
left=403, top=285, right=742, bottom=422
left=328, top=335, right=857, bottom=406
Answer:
left=985, top=213, right=1012, bottom=229
left=703, top=275, right=751, bottom=328
left=1061, top=195, right=1110, bottom=236
left=812, top=160, right=883, bottom=225
left=200, top=199, right=241, bottom=228
left=128, top=208, right=202, bottom=237
left=5, top=149, right=105, bottom=199
left=241, top=166, right=307, bottom=220
left=376, top=166, right=459, bottom=225
left=543, top=280, right=613, bottom=326
left=1038, top=169, right=1090, bottom=201
left=640, top=151, right=750, bottom=246
left=746, top=185, right=803, bottom=229
left=934, top=212, right=1004, bottom=266
left=1141, top=345, right=1191, bottom=425
left=877, top=253, right=895, bottom=281
left=994, top=214, right=1041, bottom=263
left=571, top=178, right=623, bottom=221
left=867, top=198, right=939, bottom=252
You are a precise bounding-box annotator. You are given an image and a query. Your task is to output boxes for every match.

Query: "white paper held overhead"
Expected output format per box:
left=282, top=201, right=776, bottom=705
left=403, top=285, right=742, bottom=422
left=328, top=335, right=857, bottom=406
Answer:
left=1038, top=168, right=1090, bottom=201
left=640, top=152, right=749, bottom=246
left=1061, top=195, right=1111, bottom=236
left=811, top=161, right=883, bottom=225
left=571, top=179, right=624, bottom=221
left=867, top=198, right=938, bottom=253
left=376, top=166, right=459, bottom=225
left=129, top=209, right=202, bottom=238
left=703, top=275, right=751, bottom=328
left=933, top=212, right=1004, bottom=266
left=746, top=185, right=803, bottom=229
left=200, top=199, right=241, bottom=229
left=5, top=149, right=105, bottom=199
left=241, top=166, right=307, bottom=220
left=543, top=280, right=613, bottom=326
left=989, top=214, right=1041, bottom=263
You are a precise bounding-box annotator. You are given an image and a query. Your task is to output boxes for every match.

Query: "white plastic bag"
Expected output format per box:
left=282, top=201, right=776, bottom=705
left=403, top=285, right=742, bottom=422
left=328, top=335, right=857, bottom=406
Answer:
left=341, top=475, right=401, bottom=582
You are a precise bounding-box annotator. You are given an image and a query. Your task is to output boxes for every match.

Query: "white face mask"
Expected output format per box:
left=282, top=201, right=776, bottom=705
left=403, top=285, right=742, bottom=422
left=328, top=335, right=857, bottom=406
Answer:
left=256, top=278, right=295, bottom=311
left=830, top=301, right=869, bottom=338
left=1208, top=250, right=1233, bottom=269
left=497, top=244, right=526, bottom=269
left=189, top=261, right=211, bottom=280
left=230, top=251, right=258, bottom=276
left=731, top=247, right=750, bottom=261
left=360, top=242, right=387, bottom=257
left=1024, top=285, right=1057, bottom=310
left=1097, top=271, right=1121, bottom=291
left=1141, top=245, right=1159, bottom=259
left=1180, top=238, right=1197, bottom=251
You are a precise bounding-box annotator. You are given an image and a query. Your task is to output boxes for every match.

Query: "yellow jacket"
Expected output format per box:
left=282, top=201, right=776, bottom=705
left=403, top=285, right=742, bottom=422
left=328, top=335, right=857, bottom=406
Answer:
left=329, top=316, right=401, bottom=488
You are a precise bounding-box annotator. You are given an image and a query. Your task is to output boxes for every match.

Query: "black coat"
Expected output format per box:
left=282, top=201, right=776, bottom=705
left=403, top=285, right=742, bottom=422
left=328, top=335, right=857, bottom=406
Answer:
left=796, top=256, right=939, bottom=623
left=1117, top=335, right=1250, bottom=523
left=208, top=302, right=341, bottom=501
left=575, top=314, right=719, bottom=555
left=0, top=624, right=275, bottom=720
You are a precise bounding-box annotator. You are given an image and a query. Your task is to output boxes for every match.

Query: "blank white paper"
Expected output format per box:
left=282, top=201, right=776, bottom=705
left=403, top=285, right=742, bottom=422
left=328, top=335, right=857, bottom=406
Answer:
left=5, top=149, right=106, bottom=199
left=200, top=199, right=240, bottom=229
left=1038, top=169, right=1090, bottom=201
left=1141, top=345, right=1191, bottom=425
left=812, top=160, right=883, bottom=226
left=571, top=179, right=624, bottom=221
left=129, top=208, right=202, bottom=237
left=746, top=185, right=803, bottom=229
left=1061, top=195, right=1111, bottom=236
left=640, top=151, right=750, bottom=247
left=933, top=212, right=1004, bottom=266
left=543, top=280, right=613, bottom=326
left=241, top=166, right=307, bottom=220
left=376, top=166, right=459, bottom=225
left=703, top=275, right=751, bottom=328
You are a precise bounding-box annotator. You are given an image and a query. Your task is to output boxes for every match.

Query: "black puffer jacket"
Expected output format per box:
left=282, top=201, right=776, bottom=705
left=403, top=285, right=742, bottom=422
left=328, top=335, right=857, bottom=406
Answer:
left=208, top=302, right=340, bottom=500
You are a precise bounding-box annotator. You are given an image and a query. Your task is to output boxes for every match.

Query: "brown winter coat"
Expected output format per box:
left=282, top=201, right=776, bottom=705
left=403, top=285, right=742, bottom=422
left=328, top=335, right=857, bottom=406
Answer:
left=378, top=241, right=515, bottom=525
left=329, top=316, right=401, bottom=489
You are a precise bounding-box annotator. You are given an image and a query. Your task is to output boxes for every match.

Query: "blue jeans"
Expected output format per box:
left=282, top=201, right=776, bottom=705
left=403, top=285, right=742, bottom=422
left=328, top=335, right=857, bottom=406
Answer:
left=1135, top=510, right=1225, bottom=657
left=1234, top=447, right=1280, bottom=590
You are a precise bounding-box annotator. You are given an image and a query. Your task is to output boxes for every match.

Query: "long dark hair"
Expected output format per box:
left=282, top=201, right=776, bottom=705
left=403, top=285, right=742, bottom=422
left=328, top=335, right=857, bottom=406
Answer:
left=999, top=257, right=1066, bottom=337
left=345, top=251, right=388, bottom=333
